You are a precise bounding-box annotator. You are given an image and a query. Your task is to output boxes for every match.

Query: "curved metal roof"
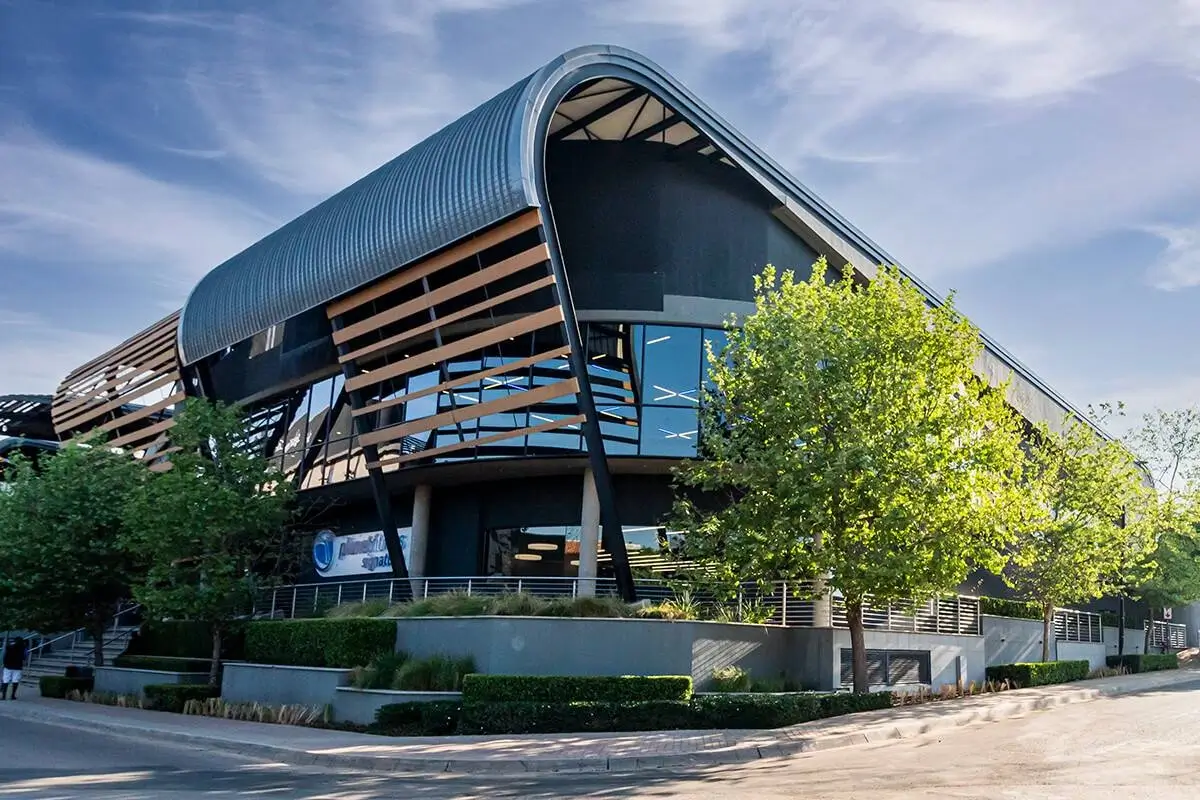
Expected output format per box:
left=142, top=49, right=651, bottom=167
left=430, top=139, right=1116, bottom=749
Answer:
left=178, top=44, right=1091, bottom=430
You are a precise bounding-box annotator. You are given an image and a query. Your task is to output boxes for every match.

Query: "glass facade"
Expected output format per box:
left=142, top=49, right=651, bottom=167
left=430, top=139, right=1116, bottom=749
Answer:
left=485, top=524, right=686, bottom=578
left=258, top=321, right=725, bottom=487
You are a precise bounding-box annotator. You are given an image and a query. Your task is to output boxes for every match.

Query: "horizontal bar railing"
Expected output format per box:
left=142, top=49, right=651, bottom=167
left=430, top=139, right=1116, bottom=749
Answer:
left=1053, top=608, right=1103, bottom=644
left=1146, top=620, right=1187, bottom=650
left=255, top=577, right=982, bottom=635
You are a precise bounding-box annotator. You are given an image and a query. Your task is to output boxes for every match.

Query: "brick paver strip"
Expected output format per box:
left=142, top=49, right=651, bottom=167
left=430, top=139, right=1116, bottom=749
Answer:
left=0, top=669, right=1193, bottom=774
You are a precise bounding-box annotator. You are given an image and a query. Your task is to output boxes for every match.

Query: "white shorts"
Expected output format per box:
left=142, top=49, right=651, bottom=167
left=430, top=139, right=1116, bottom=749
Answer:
left=2, top=669, right=21, bottom=684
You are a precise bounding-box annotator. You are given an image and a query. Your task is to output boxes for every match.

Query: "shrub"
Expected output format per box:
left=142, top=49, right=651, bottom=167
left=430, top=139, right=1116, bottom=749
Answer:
left=182, top=697, right=327, bottom=726
left=385, top=592, right=490, bottom=618
left=487, top=593, right=547, bottom=616
left=750, top=675, right=803, bottom=693
left=326, top=599, right=390, bottom=619
left=373, top=701, right=462, bottom=735
left=979, top=597, right=1043, bottom=621
left=351, top=652, right=410, bottom=690
left=143, top=683, right=221, bottom=713
left=817, top=691, right=894, bottom=717
left=392, top=655, right=476, bottom=692
left=461, top=700, right=696, bottom=735
left=123, top=620, right=246, bottom=660
left=985, top=660, right=1089, bottom=687
left=244, top=619, right=397, bottom=668
left=535, top=596, right=632, bottom=618
left=710, top=666, right=752, bottom=693
left=39, top=676, right=94, bottom=699
left=461, top=675, right=693, bottom=704
left=1106, top=654, right=1179, bottom=674
left=691, top=693, right=822, bottom=728
left=111, top=655, right=213, bottom=673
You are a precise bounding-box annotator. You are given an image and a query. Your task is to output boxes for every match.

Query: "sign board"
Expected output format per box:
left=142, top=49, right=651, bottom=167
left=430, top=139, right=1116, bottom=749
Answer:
left=1163, top=607, right=1173, bottom=620
left=312, top=529, right=410, bottom=579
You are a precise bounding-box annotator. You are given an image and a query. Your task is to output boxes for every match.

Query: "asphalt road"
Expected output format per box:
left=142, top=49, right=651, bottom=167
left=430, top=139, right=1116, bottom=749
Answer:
left=3, top=678, right=1200, bottom=799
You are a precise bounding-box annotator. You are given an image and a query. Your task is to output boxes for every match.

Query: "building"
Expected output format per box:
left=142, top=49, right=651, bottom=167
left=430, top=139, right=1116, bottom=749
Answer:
left=0, top=395, right=59, bottom=481
left=49, top=46, right=1092, bottom=600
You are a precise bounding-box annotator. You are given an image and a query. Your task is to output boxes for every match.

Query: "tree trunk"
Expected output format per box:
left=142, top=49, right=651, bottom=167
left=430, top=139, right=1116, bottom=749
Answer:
left=847, top=598, right=869, bottom=694
left=1117, top=596, right=1125, bottom=657
left=209, top=624, right=222, bottom=687
left=1144, top=607, right=1155, bottom=655
left=91, top=618, right=107, bottom=668
left=1042, top=603, right=1053, bottom=663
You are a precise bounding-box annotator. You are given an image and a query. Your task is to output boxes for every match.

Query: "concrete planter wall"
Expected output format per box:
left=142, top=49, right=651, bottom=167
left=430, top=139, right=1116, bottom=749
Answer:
left=220, top=663, right=352, bottom=707
left=1056, top=641, right=1107, bottom=670
left=1102, top=626, right=1148, bottom=656
left=332, top=688, right=461, bottom=725
left=983, top=615, right=1047, bottom=666
left=393, top=616, right=985, bottom=692
left=94, top=667, right=209, bottom=698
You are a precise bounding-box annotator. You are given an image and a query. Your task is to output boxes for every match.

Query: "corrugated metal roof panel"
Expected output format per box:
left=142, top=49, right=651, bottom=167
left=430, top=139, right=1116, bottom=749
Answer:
left=178, top=75, right=535, bottom=364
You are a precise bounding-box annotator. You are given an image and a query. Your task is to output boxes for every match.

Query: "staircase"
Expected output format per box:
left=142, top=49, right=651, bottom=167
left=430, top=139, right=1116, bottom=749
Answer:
left=20, top=627, right=139, bottom=687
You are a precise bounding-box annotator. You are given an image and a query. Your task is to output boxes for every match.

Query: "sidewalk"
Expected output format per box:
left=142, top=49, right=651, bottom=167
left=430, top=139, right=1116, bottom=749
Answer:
left=0, top=669, right=1195, bottom=774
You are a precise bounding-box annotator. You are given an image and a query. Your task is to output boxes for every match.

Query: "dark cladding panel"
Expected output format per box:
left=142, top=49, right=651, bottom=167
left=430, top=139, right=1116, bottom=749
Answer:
left=546, top=141, right=821, bottom=312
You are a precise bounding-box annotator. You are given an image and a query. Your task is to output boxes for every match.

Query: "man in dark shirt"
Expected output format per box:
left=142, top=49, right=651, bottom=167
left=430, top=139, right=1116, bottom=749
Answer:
left=2, top=637, right=27, bottom=699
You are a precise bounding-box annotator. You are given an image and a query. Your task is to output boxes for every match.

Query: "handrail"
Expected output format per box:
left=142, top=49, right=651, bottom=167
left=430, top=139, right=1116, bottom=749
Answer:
left=23, top=601, right=142, bottom=669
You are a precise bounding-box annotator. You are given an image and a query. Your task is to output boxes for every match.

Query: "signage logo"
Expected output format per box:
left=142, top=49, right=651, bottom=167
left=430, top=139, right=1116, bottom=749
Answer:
left=311, top=528, right=410, bottom=579
left=312, top=531, right=337, bottom=574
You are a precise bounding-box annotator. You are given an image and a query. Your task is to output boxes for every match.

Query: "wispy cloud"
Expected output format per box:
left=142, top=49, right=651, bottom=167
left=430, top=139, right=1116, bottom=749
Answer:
left=1145, top=223, right=1200, bottom=290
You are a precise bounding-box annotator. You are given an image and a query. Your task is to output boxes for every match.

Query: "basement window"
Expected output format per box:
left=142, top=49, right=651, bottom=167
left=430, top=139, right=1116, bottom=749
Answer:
left=839, top=649, right=931, bottom=687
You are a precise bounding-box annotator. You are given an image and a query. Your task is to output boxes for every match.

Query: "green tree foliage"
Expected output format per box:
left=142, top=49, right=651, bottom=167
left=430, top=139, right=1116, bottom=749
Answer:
left=0, top=443, right=143, bottom=665
left=123, top=399, right=297, bottom=684
left=1127, top=406, right=1200, bottom=646
left=1005, top=410, right=1155, bottom=661
left=676, top=260, right=1028, bottom=692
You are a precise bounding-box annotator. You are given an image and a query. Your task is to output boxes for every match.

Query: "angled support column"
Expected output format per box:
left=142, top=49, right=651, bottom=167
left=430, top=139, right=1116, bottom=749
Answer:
left=328, top=317, right=409, bottom=581
left=535, top=219, right=636, bottom=602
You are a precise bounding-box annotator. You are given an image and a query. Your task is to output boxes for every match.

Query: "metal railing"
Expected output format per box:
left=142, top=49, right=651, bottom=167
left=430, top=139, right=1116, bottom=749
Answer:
left=1053, top=608, right=1103, bottom=644
left=257, top=577, right=983, bottom=635
left=22, top=602, right=142, bottom=671
left=1146, top=620, right=1187, bottom=650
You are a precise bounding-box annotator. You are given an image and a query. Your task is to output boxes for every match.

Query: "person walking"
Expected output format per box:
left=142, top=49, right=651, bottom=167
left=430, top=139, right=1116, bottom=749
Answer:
left=1, top=636, right=27, bottom=699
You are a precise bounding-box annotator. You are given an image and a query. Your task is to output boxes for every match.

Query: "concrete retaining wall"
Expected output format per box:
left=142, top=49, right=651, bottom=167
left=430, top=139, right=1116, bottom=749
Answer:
left=394, top=617, right=983, bottom=691
left=221, top=663, right=352, bottom=707
left=983, top=615, right=1047, bottom=666
left=94, top=667, right=208, bottom=698
left=332, top=688, right=461, bottom=725
left=1056, top=642, right=1107, bottom=670
left=1103, top=627, right=1147, bottom=656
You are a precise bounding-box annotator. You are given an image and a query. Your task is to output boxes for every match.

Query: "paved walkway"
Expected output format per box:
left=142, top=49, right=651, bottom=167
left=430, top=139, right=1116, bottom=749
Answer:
left=0, top=669, right=1195, bottom=774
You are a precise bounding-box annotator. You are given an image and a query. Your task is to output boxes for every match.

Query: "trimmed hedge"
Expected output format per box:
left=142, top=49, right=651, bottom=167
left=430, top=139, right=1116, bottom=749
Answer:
left=112, top=655, right=213, bottom=673
left=244, top=619, right=397, bottom=668
left=39, top=676, right=93, bottom=698
left=980, top=597, right=1043, bottom=621
left=372, top=701, right=462, bottom=735
left=461, top=674, right=693, bottom=704
left=461, top=700, right=697, bottom=735
left=124, top=620, right=246, bottom=660
left=143, top=683, right=220, bottom=713
left=1106, top=654, right=1179, bottom=674
left=454, top=690, right=894, bottom=735
left=985, top=660, right=1089, bottom=687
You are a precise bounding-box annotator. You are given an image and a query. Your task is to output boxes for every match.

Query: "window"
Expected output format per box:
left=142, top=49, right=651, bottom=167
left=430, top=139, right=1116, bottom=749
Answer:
left=642, top=325, right=701, bottom=407
left=839, top=649, right=931, bottom=687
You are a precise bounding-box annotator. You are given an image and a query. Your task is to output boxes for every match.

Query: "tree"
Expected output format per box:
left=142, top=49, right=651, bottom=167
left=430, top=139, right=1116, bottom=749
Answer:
left=1127, top=406, right=1200, bottom=649
left=123, top=399, right=296, bottom=685
left=675, top=260, right=1028, bottom=693
left=1005, top=410, right=1155, bottom=661
left=0, top=443, right=143, bottom=665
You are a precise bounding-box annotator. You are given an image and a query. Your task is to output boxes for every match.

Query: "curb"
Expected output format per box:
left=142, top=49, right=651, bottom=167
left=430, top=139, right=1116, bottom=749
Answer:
left=0, top=673, right=1193, bottom=775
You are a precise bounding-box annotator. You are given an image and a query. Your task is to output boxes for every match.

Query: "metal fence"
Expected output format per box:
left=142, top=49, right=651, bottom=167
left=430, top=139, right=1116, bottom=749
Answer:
left=255, top=576, right=982, bottom=636
left=1147, top=620, right=1188, bottom=650
left=1053, top=608, right=1103, bottom=644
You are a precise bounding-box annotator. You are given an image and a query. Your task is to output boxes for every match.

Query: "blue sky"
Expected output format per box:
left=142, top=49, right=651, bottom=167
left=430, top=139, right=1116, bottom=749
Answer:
left=3, top=0, right=1200, bottom=428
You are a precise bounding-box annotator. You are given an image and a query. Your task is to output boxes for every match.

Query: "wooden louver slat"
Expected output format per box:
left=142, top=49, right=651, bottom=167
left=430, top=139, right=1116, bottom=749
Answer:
left=369, top=414, right=587, bottom=469
left=343, top=306, right=564, bottom=393
left=358, top=378, right=579, bottom=448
